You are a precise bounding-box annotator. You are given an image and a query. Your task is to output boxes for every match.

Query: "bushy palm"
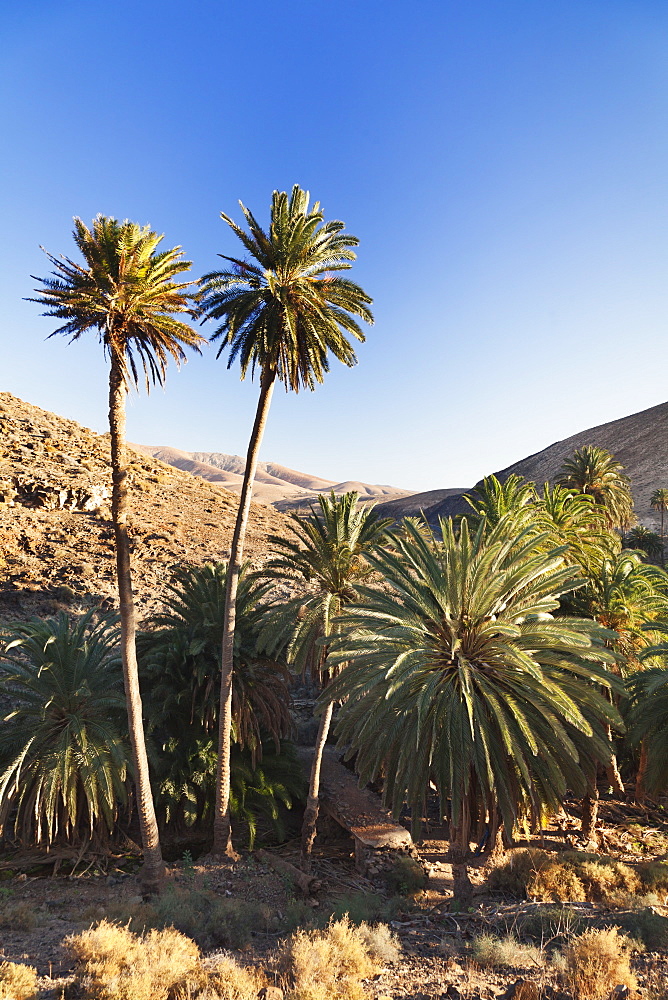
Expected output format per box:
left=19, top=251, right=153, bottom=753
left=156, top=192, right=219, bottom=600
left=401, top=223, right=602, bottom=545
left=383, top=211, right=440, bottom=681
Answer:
left=262, top=491, right=391, bottom=864
left=324, top=516, right=622, bottom=894
left=539, top=483, right=618, bottom=571
left=464, top=475, right=539, bottom=531
left=140, top=562, right=291, bottom=761
left=626, top=667, right=668, bottom=795
left=0, top=612, right=129, bottom=844
left=29, top=215, right=204, bottom=890
left=198, top=186, right=373, bottom=854
left=556, top=446, right=635, bottom=530
left=625, top=526, right=663, bottom=562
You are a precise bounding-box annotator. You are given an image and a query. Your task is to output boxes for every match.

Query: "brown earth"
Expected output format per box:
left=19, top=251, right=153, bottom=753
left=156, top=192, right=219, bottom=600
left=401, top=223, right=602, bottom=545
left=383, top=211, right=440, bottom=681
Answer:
left=0, top=391, right=289, bottom=622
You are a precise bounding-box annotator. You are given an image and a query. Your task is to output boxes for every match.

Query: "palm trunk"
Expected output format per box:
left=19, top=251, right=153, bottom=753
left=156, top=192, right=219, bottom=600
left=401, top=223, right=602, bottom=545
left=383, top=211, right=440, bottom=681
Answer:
left=605, top=723, right=625, bottom=796
left=448, top=799, right=473, bottom=905
left=661, top=509, right=665, bottom=567
left=301, top=699, right=334, bottom=871
left=581, top=787, right=599, bottom=845
left=212, top=369, right=276, bottom=856
left=108, top=355, right=164, bottom=895
left=635, top=741, right=648, bottom=803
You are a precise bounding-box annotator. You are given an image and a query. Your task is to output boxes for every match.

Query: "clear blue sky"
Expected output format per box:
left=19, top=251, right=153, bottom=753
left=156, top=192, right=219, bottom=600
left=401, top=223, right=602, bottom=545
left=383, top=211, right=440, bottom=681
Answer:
left=2, top=0, right=668, bottom=492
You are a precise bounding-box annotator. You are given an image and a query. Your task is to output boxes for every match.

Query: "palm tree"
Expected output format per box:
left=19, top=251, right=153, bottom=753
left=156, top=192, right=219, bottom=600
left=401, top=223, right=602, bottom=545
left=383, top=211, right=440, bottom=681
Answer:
left=324, top=515, right=622, bottom=898
left=0, top=612, right=129, bottom=844
left=625, top=526, right=663, bottom=562
left=28, top=216, right=204, bottom=892
left=139, top=561, right=292, bottom=763
left=556, top=446, right=635, bottom=531
left=627, top=666, right=668, bottom=798
left=198, top=186, right=373, bottom=855
left=650, top=489, right=668, bottom=566
left=464, top=474, right=539, bottom=531
left=539, top=483, right=618, bottom=572
left=261, top=492, right=391, bottom=866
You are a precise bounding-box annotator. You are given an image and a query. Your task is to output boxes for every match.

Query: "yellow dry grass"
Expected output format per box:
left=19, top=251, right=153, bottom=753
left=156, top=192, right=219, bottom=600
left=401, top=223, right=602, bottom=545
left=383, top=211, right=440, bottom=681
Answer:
left=564, top=927, right=637, bottom=1000
left=65, top=920, right=200, bottom=1000
left=282, top=916, right=381, bottom=1000
left=0, top=961, right=38, bottom=1000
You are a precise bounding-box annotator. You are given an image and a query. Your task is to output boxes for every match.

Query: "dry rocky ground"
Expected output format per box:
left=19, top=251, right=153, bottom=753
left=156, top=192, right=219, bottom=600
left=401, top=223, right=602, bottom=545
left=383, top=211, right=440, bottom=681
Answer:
left=0, top=391, right=289, bottom=623
left=1, top=800, right=667, bottom=998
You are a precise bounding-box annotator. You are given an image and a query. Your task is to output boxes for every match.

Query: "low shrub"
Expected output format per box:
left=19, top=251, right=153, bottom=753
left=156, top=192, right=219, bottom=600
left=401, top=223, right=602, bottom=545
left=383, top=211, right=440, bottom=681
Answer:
left=281, top=915, right=382, bottom=1000
left=613, top=907, right=668, bottom=951
left=108, top=887, right=272, bottom=950
left=488, top=850, right=550, bottom=896
left=0, top=902, right=37, bottom=931
left=577, top=859, right=641, bottom=902
left=328, top=892, right=402, bottom=927
left=174, top=953, right=268, bottom=1000
left=0, top=961, right=38, bottom=1000
left=65, top=920, right=200, bottom=1000
left=383, top=856, right=427, bottom=896
left=517, top=905, right=586, bottom=945
left=639, top=861, right=668, bottom=895
left=471, top=933, right=543, bottom=969
left=564, top=927, right=637, bottom=1000
left=356, top=922, right=401, bottom=964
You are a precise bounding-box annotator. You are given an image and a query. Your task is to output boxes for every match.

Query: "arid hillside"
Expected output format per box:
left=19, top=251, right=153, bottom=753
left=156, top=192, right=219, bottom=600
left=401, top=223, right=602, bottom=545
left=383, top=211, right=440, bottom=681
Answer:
left=425, top=399, right=668, bottom=527
left=136, top=444, right=413, bottom=509
left=0, top=393, right=288, bottom=622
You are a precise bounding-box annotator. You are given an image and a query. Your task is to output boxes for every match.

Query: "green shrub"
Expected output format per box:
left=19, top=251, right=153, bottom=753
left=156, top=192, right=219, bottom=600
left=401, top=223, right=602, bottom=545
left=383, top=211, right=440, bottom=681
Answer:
left=328, top=892, right=402, bottom=926
left=383, top=856, right=427, bottom=896
left=639, top=861, right=668, bottom=893
left=613, top=907, right=668, bottom=950
left=471, top=933, right=543, bottom=969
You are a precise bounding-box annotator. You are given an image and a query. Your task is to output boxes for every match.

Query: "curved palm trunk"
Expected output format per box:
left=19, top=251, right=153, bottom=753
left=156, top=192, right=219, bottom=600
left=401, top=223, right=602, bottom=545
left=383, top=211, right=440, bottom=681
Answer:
left=213, top=369, right=276, bottom=856
left=109, top=356, right=165, bottom=895
left=301, top=699, right=334, bottom=871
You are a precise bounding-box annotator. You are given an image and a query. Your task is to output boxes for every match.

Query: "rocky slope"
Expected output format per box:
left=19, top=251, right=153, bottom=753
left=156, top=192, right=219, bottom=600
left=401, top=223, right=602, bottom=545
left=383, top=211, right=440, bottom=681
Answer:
left=425, top=399, right=668, bottom=528
left=0, top=393, right=288, bottom=622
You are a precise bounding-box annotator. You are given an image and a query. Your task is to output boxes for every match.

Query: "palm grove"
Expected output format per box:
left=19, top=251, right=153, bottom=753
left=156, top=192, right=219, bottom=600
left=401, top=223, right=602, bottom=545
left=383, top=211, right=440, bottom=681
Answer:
left=1, top=188, right=667, bottom=898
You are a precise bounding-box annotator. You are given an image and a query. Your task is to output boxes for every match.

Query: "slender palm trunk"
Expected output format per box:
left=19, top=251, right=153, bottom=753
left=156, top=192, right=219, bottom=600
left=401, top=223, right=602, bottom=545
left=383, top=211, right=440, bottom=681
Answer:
left=661, top=509, right=665, bottom=567
left=449, top=821, right=473, bottom=905
left=212, top=369, right=277, bottom=856
left=108, top=355, right=164, bottom=895
left=635, top=741, right=648, bottom=804
left=301, top=699, right=334, bottom=871
left=581, top=787, right=599, bottom=845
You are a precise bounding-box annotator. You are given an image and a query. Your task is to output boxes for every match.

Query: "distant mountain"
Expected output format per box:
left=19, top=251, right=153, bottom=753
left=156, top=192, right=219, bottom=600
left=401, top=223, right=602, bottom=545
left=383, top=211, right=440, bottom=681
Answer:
left=424, top=400, right=668, bottom=528
left=134, top=445, right=413, bottom=509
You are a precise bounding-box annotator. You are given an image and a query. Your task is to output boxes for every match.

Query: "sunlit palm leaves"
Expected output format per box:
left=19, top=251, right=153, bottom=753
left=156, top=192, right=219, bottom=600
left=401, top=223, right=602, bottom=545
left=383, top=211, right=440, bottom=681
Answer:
left=0, top=612, right=129, bottom=844
left=557, top=446, right=635, bottom=531
left=29, top=216, right=203, bottom=388
left=199, top=186, right=373, bottom=391
left=324, top=516, right=622, bottom=844
left=261, top=492, right=392, bottom=675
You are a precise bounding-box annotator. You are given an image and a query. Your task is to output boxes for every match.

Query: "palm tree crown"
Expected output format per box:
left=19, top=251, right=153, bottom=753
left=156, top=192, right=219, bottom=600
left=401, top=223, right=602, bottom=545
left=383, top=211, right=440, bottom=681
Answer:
left=262, top=491, right=393, bottom=675
left=198, top=185, right=373, bottom=391
left=556, top=446, right=635, bottom=530
left=325, top=516, right=621, bottom=845
left=0, top=612, right=128, bottom=844
left=28, top=215, right=204, bottom=386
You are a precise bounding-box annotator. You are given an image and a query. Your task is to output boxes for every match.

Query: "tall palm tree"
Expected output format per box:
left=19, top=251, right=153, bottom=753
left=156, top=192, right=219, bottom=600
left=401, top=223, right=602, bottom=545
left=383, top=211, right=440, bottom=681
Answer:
left=650, top=488, right=668, bottom=566
left=625, top=526, right=663, bottom=562
left=198, top=186, right=373, bottom=855
left=28, top=216, right=204, bottom=892
left=556, top=446, right=635, bottom=531
left=324, top=515, right=622, bottom=898
left=0, top=612, right=128, bottom=845
left=261, top=492, right=391, bottom=867
left=464, top=474, right=539, bottom=531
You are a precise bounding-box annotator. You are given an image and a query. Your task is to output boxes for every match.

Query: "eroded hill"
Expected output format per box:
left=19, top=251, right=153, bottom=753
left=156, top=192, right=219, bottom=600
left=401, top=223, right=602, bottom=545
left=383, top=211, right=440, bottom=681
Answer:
left=0, top=392, right=288, bottom=621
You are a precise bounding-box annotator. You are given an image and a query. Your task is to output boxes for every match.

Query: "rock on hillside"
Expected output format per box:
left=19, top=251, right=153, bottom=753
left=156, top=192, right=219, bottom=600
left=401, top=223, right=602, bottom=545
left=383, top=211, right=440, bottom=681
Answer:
left=0, top=392, right=288, bottom=621
left=425, top=399, right=668, bottom=528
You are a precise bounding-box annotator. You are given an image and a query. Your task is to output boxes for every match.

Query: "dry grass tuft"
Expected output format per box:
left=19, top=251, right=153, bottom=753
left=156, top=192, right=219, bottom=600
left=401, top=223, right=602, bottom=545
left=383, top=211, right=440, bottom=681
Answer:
left=65, top=919, right=200, bottom=1000
left=528, top=860, right=587, bottom=902
left=355, top=922, right=401, bottom=965
left=0, top=961, right=38, bottom=1000
left=172, top=953, right=268, bottom=1000
left=471, top=933, right=544, bottom=969
left=282, top=915, right=382, bottom=1000
left=564, top=927, right=637, bottom=1000
left=577, top=859, right=641, bottom=902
